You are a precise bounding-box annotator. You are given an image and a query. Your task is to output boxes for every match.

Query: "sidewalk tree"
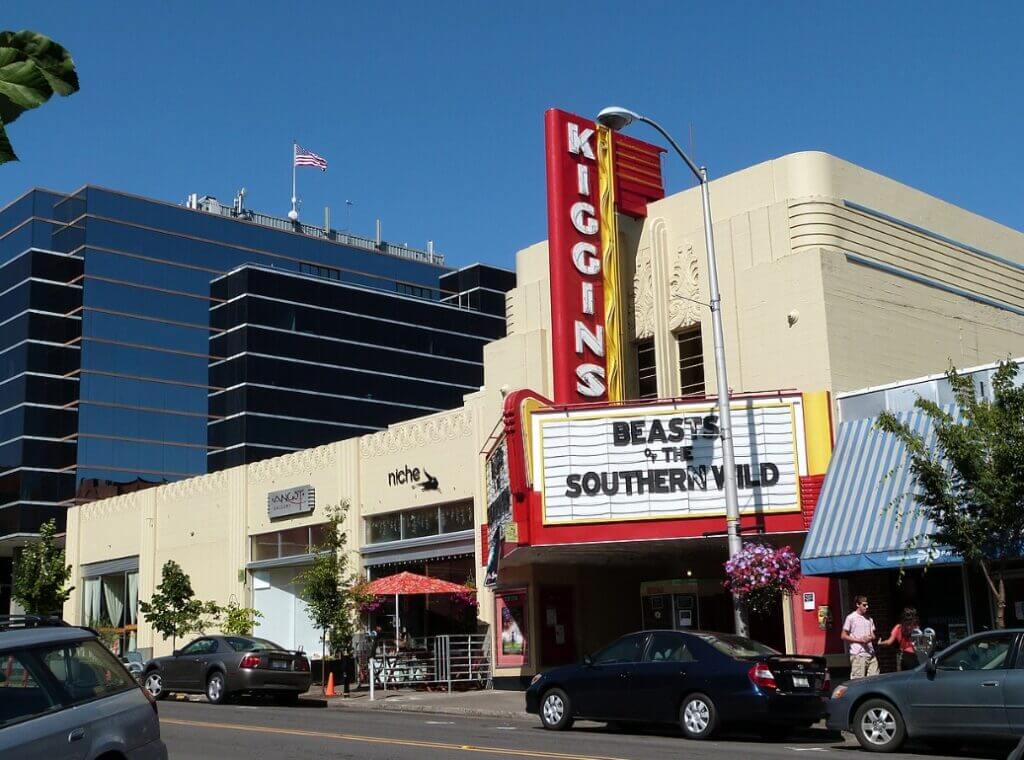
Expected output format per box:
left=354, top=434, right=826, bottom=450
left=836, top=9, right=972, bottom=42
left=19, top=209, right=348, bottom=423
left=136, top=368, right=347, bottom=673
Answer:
left=877, top=359, right=1024, bottom=629
left=220, top=597, right=262, bottom=637
left=139, top=560, right=220, bottom=650
left=0, top=30, right=80, bottom=164
left=296, top=502, right=356, bottom=670
left=12, top=519, right=73, bottom=615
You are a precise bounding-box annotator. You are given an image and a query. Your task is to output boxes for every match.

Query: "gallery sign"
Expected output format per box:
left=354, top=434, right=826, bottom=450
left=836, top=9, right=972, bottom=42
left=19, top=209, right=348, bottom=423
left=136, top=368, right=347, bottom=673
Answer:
left=532, top=396, right=807, bottom=525
left=267, top=484, right=316, bottom=519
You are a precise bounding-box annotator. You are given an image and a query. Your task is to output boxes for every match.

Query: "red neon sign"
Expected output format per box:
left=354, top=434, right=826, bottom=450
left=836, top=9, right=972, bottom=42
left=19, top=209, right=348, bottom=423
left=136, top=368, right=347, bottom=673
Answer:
left=545, top=109, right=607, bottom=403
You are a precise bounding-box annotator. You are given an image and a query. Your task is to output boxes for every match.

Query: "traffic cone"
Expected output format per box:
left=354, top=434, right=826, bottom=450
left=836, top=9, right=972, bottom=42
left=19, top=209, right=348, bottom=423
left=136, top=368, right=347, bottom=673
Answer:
left=325, top=671, right=336, bottom=697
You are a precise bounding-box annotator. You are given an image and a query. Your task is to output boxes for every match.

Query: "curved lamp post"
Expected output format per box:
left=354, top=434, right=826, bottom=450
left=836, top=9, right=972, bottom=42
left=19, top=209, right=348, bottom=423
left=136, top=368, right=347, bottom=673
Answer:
left=597, top=106, right=747, bottom=636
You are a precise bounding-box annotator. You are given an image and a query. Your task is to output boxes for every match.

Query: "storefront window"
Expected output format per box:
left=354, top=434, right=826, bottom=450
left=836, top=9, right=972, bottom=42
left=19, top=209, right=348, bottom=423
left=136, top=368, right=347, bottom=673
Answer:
left=402, top=507, right=439, bottom=539
left=249, top=524, right=327, bottom=562
left=440, top=502, right=474, bottom=533
left=310, top=522, right=331, bottom=549
left=278, top=526, right=310, bottom=558
left=367, top=513, right=401, bottom=544
left=365, top=501, right=474, bottom=545
left=82, top=569, right=139, bottom=656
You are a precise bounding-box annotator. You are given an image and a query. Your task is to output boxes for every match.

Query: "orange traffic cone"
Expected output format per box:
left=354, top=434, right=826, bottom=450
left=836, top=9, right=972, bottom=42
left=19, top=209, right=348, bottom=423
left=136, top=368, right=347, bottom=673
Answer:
left=325, top=671, right=336, bottom=697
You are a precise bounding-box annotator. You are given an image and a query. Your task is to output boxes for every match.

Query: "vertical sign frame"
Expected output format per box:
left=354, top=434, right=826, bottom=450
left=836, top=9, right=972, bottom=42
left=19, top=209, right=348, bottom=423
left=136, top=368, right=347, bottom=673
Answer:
left=545, top=109, right=608, bottom=404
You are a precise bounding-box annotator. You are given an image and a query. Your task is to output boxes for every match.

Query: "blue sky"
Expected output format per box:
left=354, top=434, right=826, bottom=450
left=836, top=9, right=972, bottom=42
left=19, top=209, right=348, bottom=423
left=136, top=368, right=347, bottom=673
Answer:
left=2, top=3, right=1022, bottom=269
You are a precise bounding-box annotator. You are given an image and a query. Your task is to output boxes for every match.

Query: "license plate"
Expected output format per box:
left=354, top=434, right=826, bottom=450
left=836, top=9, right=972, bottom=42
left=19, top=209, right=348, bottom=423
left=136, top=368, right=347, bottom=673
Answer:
left=792, top=675, right=809, bottom=688
left=271, top=660, right=289, bottom=670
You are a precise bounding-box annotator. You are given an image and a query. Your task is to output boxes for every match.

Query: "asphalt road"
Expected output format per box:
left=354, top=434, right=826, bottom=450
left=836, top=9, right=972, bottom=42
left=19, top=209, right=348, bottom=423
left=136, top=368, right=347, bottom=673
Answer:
left=157, top=698, right=1014, bottom=760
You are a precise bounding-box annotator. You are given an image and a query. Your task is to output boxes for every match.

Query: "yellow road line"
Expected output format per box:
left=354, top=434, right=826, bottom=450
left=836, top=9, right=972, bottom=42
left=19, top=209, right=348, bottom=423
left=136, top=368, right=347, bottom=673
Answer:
left=161, top=717, right=633, bottom=760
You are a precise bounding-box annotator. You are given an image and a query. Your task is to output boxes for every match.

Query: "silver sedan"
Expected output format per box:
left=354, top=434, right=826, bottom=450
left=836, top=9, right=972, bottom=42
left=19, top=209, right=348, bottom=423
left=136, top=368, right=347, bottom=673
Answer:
left=142, top=634, right=311, bottom=705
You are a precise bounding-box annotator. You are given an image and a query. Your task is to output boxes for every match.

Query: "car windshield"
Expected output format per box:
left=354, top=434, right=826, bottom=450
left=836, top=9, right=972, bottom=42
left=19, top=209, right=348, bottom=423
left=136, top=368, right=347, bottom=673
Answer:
left=696, top=633, right=778, bottom=659
left=225, top=636, right=283, bottom=653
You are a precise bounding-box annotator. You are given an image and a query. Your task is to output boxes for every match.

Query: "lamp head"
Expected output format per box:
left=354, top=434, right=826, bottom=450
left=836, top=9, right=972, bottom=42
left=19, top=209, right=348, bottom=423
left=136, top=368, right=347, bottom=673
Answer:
left=596, top=106, right=640, bottom=131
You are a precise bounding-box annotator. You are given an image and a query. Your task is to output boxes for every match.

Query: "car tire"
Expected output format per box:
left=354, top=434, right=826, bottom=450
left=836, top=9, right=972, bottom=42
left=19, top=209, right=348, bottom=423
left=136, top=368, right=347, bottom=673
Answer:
left=144, top=670, right=168, bottom=701
left=852, top=698, right=906, bottom=753
left=680, top=693, right=718, bottom=740
left=277, top=692, right=301, bottom=706
left=206, top=671, right=229, bottom=705
left=539, top=688, right=574, bottom=731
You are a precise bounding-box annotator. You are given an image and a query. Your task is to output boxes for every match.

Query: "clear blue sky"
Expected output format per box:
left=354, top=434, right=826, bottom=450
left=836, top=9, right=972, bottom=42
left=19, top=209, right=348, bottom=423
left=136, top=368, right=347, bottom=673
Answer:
left=3, top=3, right=1022, bottom=269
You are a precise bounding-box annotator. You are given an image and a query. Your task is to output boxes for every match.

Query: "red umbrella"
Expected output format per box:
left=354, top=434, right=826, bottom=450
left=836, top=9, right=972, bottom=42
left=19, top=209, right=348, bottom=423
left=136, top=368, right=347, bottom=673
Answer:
left=365, top=571, right=470, bottom=596
left=364, top=572, right=472, bottom=634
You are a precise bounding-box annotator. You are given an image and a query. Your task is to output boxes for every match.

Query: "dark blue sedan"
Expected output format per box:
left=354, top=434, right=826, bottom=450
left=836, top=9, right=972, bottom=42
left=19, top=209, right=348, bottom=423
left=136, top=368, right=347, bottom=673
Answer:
left=525, top=630, right=829, bottom=739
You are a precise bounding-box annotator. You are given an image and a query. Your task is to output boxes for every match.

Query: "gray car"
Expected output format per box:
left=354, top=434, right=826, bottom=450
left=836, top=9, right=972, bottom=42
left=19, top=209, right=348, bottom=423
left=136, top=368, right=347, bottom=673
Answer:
left=143, top=634, right=311, bottom=705
left=0, top=615, right=167, bottom=760
left=828, top=629, right=1024, bottom=752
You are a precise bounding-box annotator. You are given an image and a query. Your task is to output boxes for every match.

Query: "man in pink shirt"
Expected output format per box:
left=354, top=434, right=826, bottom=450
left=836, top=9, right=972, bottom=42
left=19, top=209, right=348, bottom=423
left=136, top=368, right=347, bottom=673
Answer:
left=842, top=595, right=879, bottom=678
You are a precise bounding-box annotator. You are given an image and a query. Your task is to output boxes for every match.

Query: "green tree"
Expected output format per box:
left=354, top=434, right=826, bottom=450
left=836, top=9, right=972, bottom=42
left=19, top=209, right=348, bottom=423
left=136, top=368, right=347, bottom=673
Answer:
left=12, top=518, right=73, bottom=615
left=877, top=360, right=1024, bottom=629
left=295, top=502, right=356, bottom=671
left=220, top=597, right=263, bottom=637
left=139, top=560, right=220, bottom=650
left=0, top=30, right=80, bottom=164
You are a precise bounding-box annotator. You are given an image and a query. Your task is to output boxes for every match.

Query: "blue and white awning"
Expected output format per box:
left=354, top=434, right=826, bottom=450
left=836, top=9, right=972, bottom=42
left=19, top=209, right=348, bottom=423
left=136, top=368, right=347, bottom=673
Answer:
left=800, top=410, right=960, bottom=576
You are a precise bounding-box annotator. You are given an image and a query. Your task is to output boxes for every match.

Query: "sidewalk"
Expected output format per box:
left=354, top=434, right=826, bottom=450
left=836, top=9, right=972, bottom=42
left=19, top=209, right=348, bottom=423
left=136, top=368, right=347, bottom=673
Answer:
left=304, top=686, right=530, bottom=720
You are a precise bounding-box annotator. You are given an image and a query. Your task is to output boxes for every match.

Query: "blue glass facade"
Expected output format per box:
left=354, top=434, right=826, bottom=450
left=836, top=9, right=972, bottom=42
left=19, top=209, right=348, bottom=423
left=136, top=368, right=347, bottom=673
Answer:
left=0, top=187, right=512, bottom=567
left=208, top=264, right=508, bottom=469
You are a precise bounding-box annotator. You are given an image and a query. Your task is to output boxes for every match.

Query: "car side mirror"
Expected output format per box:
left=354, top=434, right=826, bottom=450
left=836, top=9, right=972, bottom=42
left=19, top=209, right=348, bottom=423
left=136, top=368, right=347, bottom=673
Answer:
left=926, top=656, right=937, bottom=676
left=172, top=649, right=181, bottom=658
left=583, top=654, right=593, bottom=667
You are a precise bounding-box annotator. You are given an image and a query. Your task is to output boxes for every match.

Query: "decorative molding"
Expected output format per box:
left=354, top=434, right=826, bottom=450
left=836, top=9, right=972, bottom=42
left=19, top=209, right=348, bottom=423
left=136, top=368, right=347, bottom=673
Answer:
left=79, top=492, right=145, bottom=522
left=247, top=443, right=339, bottom=485
left=633, top=222, right=659, bottom=340
left=668, top=241, right=701, bottom=330
left=359, top=408, right=473, bottom=458
left=155, top=469, right=231, bottom=502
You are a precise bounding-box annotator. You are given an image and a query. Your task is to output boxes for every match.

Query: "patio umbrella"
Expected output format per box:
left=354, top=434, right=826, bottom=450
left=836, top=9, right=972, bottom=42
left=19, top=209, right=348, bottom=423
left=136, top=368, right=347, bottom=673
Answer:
left=364, top=572, right=472, bottom=636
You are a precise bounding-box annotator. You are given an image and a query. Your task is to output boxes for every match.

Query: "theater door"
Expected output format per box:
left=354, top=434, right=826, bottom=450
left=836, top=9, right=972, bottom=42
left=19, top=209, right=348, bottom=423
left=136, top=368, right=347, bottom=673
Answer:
left=538, top=586, right=576, bottom=666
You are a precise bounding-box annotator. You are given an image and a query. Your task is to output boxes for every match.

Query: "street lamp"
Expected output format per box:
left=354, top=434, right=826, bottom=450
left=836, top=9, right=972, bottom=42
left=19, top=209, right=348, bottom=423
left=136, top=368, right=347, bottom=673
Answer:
left=597, top=106, right=748, bottom=636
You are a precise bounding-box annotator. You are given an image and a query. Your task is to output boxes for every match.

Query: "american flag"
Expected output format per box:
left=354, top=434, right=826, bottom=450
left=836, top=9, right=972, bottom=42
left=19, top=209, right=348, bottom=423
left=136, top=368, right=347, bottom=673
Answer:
left=294, top=144, right=327, bottom=171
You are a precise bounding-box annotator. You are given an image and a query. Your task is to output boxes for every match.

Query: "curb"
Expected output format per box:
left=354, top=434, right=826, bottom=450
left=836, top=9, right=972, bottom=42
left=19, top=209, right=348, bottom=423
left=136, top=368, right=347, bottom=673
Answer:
left=315, top=696, right=529, bottom=721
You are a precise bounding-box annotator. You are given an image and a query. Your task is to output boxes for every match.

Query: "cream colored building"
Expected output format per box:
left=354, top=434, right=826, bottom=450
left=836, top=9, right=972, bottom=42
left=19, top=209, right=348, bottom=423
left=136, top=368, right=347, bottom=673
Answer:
left=65, top=152, right=1024, bottom=676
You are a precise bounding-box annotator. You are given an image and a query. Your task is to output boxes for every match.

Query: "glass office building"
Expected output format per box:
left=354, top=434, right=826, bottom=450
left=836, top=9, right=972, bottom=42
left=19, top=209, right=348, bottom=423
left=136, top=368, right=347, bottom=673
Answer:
left=0, top=186, right=512, bottom=609
left=208, top=263, right=510, bottom=469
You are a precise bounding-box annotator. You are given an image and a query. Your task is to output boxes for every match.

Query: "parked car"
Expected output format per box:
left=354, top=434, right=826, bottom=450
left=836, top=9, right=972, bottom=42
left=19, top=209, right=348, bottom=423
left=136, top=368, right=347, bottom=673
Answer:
left=526, top=629, right=829, bottom=739
left=828, top=629, right=1024, bottom=752
left=122, top=651, right=146, bottom=682
left=143, top=634, right=311, bottom=704
left=0, top=614, right=167, bottom=760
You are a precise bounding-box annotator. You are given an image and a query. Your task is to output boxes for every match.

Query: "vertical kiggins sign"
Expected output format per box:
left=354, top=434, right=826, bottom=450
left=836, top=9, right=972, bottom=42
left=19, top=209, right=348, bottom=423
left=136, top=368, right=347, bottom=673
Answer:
left=545, top=109, right=609, bottom=404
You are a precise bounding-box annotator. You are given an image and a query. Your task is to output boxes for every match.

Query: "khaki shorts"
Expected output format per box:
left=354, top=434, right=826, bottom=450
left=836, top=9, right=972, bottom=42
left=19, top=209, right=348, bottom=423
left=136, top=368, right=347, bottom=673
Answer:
left=850, top=655, right=880, bottom=679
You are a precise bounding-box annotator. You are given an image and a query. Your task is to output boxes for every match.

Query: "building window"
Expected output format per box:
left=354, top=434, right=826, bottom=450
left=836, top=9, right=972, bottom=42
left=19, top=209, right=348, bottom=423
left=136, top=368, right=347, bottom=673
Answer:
left=637, top=339, right=657, bottom=399
left=299, top=262, right=341, bottom=281
left=396, top=282, right=435, bottom=300
left=365, top=500, right=473, bottom=545
left=250, top=523, right=328, bottom=562
left=82, top=569, right=138, bottom=656
left=677, top=324, right=705, bottom=396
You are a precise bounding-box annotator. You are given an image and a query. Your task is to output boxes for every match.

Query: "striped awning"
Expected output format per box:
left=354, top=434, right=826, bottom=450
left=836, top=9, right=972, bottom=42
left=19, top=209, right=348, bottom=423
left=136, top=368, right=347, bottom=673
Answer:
left=801, top=409, right=960, bottom=576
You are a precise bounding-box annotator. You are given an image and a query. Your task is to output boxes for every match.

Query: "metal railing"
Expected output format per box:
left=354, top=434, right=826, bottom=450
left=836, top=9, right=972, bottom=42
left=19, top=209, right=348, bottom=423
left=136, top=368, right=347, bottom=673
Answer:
left=362, top=634, right=491, bottom=697
left=196, top=200, right=446, bottom=266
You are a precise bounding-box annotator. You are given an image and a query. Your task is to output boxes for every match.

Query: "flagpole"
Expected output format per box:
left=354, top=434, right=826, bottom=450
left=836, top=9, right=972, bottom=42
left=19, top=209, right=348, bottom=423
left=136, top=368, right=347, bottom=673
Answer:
left=289, top=142, right=298, bottom=221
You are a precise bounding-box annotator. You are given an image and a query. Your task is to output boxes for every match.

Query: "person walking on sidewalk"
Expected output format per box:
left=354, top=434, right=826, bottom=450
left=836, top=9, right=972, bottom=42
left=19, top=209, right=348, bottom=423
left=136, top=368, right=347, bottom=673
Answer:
left=880, top=606, right=920, bottom=671
left=843, top=596, right=879, bottom=679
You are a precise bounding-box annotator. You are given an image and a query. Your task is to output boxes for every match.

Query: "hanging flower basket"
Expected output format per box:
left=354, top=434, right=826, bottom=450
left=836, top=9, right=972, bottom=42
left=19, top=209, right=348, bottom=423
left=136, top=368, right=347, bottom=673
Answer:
left=723, top=543, right=802, bottom=614
left=351, top=581, right=382, bottom=614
